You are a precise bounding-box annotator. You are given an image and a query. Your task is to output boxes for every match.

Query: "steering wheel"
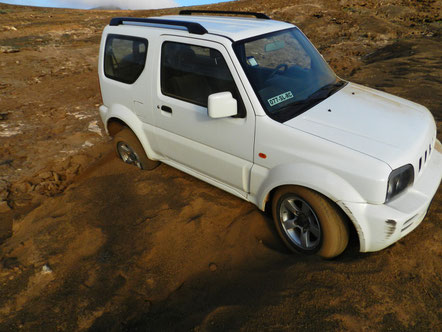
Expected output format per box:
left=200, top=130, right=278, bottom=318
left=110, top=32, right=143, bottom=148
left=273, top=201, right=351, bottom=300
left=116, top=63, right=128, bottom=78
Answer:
left=268, top=64, right=288, bottom=79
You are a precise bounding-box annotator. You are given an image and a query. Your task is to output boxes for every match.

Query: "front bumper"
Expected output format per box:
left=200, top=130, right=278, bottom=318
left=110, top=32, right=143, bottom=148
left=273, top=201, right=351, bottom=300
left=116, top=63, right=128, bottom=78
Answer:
left=338, top=140, right=442, bottom=252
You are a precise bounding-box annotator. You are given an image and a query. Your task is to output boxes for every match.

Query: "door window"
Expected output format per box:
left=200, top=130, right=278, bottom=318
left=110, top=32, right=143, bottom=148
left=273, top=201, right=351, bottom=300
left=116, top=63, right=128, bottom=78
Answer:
left=161, top=41, right=245, bottom=117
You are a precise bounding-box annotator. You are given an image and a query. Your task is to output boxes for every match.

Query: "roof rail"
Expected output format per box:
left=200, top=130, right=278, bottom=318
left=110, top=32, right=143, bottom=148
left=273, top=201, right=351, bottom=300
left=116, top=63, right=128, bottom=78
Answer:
left=179, top=10, right=270, bottom=20
left=109, top=17, right=208, bottom=35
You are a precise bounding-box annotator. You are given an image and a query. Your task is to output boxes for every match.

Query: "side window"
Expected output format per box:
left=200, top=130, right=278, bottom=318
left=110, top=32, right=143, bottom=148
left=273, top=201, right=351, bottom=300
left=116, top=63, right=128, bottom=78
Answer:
left=161, top=41, right=245, bottom=117
left=104, top=34, right=148, bottom=84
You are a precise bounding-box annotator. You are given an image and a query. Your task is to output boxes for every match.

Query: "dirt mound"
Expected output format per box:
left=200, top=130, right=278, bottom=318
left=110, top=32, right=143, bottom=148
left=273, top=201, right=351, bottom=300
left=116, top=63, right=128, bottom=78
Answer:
left=1, top=0, right=441, bottom=214
left=0, top=155, right=440, bottom=331
left=0, top=0, right=441, bottom=330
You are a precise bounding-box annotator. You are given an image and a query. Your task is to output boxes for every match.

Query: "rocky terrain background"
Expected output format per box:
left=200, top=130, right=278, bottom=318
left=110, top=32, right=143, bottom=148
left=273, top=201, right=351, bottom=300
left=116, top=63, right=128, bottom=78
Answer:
left=0, top=0, right=441, bottom=330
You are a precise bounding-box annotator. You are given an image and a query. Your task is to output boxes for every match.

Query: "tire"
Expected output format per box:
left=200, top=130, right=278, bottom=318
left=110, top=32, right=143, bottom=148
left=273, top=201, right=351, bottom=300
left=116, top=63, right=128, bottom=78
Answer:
left=114, top=128, right=160, bottom=170
left=272, top=186, right=349, bottom=258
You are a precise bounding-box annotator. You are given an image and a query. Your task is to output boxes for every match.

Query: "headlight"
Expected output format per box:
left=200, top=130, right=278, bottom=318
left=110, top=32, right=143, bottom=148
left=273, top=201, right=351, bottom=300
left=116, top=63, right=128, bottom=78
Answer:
left=386, top=164, right=414, bottom=202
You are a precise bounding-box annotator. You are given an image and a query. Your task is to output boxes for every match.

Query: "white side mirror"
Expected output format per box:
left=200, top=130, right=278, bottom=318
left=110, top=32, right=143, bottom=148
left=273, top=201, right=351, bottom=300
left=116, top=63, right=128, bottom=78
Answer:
left=208, top=92, right=237, bottom=118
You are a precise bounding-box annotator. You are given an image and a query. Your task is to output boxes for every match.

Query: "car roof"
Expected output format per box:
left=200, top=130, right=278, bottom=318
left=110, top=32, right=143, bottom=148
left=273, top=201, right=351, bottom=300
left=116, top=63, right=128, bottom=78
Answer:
left=152, top=15, right=293, bottom=41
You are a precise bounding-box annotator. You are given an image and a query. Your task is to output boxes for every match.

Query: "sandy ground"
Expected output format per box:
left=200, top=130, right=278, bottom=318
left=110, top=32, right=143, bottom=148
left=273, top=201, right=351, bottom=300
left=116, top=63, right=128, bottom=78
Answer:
left=0, top=0, right=441, bottom=330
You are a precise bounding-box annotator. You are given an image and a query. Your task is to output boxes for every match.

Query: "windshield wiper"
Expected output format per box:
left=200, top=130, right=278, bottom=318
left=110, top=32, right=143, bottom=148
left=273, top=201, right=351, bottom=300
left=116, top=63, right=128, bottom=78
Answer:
left=307, top=80, right=346, bottom=101
left=292, top=80, right=346, bottom=110
left=271, top=80, right=346, bottom=122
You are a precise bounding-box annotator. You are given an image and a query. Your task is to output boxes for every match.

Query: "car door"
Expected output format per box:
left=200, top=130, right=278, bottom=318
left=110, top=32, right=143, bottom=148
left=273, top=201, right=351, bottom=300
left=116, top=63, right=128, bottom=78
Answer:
left=152, top=36, right=255, bottom=197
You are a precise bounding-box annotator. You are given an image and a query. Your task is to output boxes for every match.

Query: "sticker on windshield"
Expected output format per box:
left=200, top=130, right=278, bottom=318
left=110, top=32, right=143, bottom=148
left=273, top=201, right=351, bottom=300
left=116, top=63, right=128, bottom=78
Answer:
left=268, top=91, right=294, bottom=107
left=247, top=56, right=258, bottom=67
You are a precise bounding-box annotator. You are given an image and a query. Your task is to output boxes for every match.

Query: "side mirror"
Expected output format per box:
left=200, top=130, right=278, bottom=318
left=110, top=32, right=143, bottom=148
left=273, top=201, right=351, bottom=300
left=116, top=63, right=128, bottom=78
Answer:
left=208, top=92, right=237, bottom=119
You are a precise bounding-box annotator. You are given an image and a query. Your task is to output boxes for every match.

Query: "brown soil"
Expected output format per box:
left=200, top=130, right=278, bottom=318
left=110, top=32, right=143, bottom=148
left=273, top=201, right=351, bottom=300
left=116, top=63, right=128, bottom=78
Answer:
left=0, top=0, right=441, bottom=331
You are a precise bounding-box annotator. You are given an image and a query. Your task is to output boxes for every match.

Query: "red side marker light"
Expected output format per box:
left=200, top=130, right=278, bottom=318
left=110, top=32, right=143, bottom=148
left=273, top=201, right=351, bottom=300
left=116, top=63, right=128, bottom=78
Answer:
left=258, top=153, right=267, bottom=159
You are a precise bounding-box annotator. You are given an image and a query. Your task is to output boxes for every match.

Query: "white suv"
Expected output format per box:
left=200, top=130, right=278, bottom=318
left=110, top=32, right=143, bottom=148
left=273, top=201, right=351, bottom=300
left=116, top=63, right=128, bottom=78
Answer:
left=98, top=10, right=442, bottom=258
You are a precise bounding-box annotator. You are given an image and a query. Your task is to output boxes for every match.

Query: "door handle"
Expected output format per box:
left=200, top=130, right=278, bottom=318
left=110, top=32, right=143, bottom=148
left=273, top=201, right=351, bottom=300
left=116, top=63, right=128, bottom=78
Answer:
left=161, top=105, right=172, bottom=113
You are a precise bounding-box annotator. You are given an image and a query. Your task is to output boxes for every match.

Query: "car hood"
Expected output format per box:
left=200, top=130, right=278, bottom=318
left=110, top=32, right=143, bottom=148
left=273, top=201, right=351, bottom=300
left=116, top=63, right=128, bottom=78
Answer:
left=284, top=82, right=436, bottom=169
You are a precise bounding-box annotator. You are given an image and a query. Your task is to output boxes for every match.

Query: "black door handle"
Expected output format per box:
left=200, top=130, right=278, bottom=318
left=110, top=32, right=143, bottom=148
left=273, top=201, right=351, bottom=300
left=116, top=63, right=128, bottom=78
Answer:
left=161, top=105, right=172, bottom=113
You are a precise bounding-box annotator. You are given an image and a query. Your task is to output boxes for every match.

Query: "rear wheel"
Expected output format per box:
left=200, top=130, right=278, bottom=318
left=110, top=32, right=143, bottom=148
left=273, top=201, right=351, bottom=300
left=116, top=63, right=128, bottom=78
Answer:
left=114, top=128, right=160, bottom=170
left=272, top=186, right=349, bottom=258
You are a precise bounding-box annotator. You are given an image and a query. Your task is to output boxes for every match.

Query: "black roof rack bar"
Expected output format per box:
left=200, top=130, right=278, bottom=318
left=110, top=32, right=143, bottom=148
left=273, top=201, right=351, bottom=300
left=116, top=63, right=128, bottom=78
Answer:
left=179, top=10, right=270, bottom=20
left=109, top=17, right=208, bottom=35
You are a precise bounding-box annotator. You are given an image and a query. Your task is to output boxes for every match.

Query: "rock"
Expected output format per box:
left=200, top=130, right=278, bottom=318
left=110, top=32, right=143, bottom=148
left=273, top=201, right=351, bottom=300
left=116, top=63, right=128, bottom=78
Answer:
left=52, top=124, right=66, bottom=135
left=14, top=181, right=32, bottom=193
left=82, top=141, right=94, bottom=148
left=0, top=180, right=9, bottom=200
left=2, top=26, right=17, bottom=31
left=53, top=172, right=61, bottom=182
left=42, top=264, right=52, bottom=274
left=1, top=256, right=19, bottom=269
left=146, top=278, right=155, bottom=288
left=0, top=160, right=13, bottom=168
left=209, top=263, right=217, bottom=272
left=88, top=120, right=102, bottom=136
left=38, top=171, right=52, bottom=180
left=0, top=46, right=20, bottom=54
left=66, top=163, right=80, bottom=176
left=0, top=200, right=11, bottom=213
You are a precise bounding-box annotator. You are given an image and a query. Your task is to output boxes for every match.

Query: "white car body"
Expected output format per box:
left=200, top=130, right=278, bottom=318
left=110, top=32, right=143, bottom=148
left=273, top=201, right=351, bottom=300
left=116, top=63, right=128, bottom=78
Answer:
left=98, top=14, right=442, bottom=253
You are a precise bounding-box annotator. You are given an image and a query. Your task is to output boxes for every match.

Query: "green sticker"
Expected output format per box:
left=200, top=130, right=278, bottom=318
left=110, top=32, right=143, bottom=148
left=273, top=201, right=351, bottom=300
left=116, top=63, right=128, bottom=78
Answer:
left=268, top=91, right=294, bottom=106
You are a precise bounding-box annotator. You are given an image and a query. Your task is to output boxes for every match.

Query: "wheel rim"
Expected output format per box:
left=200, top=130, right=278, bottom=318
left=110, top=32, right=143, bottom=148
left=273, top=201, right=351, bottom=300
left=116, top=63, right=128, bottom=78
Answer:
left=117, top=141, right=142, bottom=169
left=279, top=195, right=321, bottom=251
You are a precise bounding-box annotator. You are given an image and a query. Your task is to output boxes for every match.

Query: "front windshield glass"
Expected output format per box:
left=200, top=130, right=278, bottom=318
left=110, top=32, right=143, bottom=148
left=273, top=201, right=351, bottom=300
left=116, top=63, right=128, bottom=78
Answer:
left=233, top=28, right=345, bottom=122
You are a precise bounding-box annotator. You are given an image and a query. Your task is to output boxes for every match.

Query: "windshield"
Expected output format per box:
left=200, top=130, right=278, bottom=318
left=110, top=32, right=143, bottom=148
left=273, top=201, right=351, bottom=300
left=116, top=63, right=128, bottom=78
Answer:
left=233, top=28, right=345, bottom=122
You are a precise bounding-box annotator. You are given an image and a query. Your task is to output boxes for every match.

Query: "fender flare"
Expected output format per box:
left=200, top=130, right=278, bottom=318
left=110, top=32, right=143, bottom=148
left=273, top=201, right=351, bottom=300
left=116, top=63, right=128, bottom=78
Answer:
left=105, top=104, right=158, bottom=161
left=255, top=162, right=365, bottom=211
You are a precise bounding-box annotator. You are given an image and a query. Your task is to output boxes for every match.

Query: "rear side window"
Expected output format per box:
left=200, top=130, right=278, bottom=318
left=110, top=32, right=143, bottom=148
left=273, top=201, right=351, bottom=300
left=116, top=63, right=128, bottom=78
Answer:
left=104, top=34, right=148, bottom=84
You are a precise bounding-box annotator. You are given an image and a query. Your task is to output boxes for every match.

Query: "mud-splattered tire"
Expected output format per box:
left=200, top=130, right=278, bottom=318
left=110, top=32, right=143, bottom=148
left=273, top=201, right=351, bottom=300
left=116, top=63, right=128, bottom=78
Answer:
left=272, top=186, right=349, bottom=258
left=114, top=128, right=160, bottom=170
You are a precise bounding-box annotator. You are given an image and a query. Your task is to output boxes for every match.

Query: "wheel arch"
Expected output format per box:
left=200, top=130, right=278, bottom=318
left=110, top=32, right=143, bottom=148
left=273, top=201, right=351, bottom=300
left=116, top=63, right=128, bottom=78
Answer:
left=257, top=163, right=365, bottom=209
left=263, top=184, right=360, bottom=251
left=107, top=117, right=126, bottom=137
left=104, top=104, right=159, bottom=161
left=256, top=163, right=365, bottom=250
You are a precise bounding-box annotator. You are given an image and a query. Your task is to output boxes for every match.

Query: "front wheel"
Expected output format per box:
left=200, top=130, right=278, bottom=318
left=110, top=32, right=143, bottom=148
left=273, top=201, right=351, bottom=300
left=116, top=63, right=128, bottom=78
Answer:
left=272, top=186, right=349, bottom=258
left=114, top=128, right=160, bottom=170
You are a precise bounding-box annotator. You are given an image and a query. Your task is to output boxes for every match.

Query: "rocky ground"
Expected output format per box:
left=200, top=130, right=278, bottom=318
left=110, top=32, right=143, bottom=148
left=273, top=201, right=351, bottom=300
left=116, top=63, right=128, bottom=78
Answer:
left=0, top=0, right=441, bottom=331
